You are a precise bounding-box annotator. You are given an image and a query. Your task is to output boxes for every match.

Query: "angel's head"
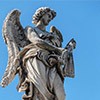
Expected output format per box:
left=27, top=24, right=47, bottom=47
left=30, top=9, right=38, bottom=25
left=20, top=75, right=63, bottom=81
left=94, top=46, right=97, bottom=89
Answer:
left=32, top=7, right=56, bottom=26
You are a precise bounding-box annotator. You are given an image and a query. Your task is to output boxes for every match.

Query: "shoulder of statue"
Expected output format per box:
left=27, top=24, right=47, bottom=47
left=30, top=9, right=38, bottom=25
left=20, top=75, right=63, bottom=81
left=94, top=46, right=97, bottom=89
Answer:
left=24, top=26, right=39, bottom=36
left=24, top=26, right=35, bottom=33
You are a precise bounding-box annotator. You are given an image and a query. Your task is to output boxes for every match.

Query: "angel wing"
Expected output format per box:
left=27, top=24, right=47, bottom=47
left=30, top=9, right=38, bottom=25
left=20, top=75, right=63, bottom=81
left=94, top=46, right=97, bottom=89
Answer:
left=1, top=9, right=30, bottom=87
left=50, top=26, right=63, bottom=42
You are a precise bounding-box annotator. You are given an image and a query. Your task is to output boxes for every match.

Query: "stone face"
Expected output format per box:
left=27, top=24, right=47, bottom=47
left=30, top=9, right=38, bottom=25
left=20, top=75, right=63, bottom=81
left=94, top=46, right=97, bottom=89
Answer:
left=1, top=7, right=76, bottom=100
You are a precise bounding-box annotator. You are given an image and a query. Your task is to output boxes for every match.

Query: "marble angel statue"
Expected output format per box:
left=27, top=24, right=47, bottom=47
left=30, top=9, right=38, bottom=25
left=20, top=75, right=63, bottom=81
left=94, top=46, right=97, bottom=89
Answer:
left=1, top=7, right=76, bottom=100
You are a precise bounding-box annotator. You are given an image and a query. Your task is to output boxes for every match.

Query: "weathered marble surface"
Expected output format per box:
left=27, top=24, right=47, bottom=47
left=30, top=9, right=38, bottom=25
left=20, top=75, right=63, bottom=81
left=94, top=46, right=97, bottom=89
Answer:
left=1, top=7, right=76, bottom=100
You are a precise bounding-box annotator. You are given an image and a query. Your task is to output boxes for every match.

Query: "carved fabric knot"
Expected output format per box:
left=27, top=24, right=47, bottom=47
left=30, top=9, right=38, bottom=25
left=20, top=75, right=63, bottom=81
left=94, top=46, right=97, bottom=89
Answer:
left=47, top=55, right=58, bottom=67
left=37, top=50, right=58, bottom=67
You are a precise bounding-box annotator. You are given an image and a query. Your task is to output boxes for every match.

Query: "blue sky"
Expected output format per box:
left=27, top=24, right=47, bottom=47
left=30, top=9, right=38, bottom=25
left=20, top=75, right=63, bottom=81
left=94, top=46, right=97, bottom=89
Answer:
left=0, top=1, right=100, bottom=100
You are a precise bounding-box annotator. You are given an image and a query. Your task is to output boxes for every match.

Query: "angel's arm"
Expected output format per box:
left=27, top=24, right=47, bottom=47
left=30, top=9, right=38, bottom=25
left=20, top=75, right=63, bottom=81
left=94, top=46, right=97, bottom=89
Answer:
left=25, top=27, right=63, bottom=54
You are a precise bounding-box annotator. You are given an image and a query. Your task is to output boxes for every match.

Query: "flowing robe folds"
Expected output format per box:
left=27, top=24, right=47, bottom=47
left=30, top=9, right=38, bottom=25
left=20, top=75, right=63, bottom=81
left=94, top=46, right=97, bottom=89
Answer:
left=17, top=27, right=65, bottom=100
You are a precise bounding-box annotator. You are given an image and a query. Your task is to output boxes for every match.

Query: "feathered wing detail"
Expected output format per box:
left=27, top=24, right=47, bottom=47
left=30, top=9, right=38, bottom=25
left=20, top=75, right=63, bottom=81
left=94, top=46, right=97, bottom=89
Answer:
left=1, top=9, right=30, bottom=87
left=50, top=26, right=63, bottom=42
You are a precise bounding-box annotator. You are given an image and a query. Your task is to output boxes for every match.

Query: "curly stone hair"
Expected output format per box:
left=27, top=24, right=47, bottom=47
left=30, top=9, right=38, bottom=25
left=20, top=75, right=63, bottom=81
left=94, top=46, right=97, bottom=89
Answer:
left=32, top=7, right=56, bottom=25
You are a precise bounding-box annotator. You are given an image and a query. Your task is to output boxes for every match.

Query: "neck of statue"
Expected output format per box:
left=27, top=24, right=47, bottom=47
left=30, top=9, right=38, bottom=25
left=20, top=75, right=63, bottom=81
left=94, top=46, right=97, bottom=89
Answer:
left=36, top=21, right=46, bottom=31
